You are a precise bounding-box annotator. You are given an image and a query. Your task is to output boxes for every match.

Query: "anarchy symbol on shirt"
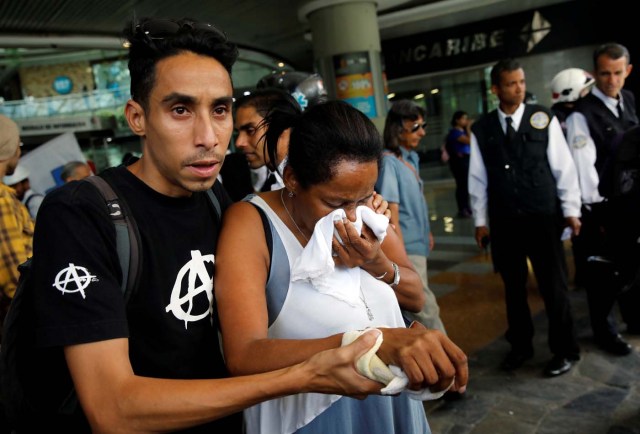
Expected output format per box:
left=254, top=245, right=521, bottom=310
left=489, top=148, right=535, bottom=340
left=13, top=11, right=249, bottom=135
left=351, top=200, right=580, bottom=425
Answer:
left=165, top=250, right=216, bottom=329
left=53, top=263, right=98, bottom=299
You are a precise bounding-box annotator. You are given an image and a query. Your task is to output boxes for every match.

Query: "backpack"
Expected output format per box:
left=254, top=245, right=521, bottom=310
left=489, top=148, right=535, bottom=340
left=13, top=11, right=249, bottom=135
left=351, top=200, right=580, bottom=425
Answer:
left=0, top=172, right=222, bottom=429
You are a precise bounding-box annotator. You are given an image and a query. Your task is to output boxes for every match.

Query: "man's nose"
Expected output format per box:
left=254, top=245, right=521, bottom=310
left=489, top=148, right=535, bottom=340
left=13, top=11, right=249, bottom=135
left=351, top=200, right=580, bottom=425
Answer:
left=194, top=116, right=218, bottom=148
left=235, top=132, right=247, bottom=149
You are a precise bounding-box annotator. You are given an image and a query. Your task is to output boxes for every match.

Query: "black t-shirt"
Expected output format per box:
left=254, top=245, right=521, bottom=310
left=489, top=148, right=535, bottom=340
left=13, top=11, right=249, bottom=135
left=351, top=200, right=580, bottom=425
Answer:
left=30, top=166, right=240, bottom=432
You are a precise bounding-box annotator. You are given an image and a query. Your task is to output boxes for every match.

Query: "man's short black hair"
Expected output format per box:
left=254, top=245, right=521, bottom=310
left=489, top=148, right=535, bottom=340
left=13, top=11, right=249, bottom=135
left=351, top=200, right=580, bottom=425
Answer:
left=123, top=17, right=239, bottom=112
left=490, top=58, right=521, bottom=87
left=593, top=42, right=630, bottom=68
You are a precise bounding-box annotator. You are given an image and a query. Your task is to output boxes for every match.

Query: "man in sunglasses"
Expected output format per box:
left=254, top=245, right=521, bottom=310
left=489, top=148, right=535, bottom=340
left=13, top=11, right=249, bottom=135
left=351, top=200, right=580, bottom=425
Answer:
left=21, top=17, right=468, bottom=433
left=376, top=100, right=446, bottom=334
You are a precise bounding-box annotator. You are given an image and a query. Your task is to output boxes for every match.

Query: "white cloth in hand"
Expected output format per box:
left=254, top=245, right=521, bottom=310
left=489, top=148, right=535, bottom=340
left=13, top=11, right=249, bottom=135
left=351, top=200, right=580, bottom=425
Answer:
left=291, top=206, right=389, bottom=307
left=341, top=328, right=452, bottom=400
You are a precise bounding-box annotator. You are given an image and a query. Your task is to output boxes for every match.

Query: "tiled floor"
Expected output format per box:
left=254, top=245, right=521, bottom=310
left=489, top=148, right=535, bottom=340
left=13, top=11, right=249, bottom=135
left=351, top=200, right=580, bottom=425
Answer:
left=419, top=165, right=640, bottom=434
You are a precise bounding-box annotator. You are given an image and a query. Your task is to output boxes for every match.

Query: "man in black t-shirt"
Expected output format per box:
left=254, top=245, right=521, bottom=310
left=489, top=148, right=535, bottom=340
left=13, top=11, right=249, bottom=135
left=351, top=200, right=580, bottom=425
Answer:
left=25, top=17, right=469, bottom=433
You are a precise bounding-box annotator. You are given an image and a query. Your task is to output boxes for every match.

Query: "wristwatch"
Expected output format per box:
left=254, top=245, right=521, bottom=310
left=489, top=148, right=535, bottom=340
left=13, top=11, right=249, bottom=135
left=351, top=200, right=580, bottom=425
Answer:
left=390, top=262, right=400, bottom=288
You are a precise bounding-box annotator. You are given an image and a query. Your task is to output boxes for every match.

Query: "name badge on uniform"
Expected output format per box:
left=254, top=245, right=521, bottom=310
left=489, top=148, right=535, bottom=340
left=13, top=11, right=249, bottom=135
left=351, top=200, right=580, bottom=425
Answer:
left=530, top=111, right=550, bottom=129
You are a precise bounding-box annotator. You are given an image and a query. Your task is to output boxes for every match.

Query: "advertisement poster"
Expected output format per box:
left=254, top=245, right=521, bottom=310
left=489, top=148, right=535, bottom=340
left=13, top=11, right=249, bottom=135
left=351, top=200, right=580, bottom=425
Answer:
left=19, top=132, right=89, bottom=194
left=333, top=52, right=377, bottom=118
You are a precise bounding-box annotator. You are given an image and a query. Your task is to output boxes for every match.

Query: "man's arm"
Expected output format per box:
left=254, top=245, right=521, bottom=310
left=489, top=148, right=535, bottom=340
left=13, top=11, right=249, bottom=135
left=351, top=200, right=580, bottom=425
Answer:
left=468, top=132, right=489, bottom=233
left=547, top=116, right=582, bottom=235
left=65, top=332, right=384, bottom=432
left=565, top=111, right=604, bottom=204
left=547, top=116, right=582, bottom=213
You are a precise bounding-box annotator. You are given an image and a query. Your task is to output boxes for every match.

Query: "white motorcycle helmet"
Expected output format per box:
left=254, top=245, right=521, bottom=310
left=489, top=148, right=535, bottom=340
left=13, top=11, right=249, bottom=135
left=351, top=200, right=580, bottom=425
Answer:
left=550, top=68, right=595, bottom=104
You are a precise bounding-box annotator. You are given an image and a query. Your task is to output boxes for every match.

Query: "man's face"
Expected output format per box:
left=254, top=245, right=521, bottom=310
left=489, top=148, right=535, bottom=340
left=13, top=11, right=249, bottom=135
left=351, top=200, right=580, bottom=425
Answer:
left=234, top=105, right=267, bottom=169
left=129, top=52, right=233, bottom=197
left=594, top=55, right=632, bottom=99
left=493, top=68, right=526, bottom=107
left=398, top=116, right=426, bottom=150
left=11, top=180, right=27, bottom=200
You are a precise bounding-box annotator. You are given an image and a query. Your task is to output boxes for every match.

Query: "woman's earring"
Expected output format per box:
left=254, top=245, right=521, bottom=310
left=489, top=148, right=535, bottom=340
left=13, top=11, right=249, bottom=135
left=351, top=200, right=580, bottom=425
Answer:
left=288, top=191, right=294, bottom=198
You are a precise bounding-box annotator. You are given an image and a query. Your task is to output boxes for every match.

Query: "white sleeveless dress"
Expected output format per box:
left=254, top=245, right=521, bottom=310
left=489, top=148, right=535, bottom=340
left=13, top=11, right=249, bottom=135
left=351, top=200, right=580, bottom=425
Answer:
left=243, top=196, right=431, bottom=434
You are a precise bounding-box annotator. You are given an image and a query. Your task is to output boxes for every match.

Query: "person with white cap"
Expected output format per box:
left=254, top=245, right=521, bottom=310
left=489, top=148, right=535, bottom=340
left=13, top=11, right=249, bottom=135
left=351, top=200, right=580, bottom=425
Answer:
left=3, top=164, right=45, bottom=219
left=550, top=67, right=595, bottom=136
left=0, top=114, right=34, bottom=335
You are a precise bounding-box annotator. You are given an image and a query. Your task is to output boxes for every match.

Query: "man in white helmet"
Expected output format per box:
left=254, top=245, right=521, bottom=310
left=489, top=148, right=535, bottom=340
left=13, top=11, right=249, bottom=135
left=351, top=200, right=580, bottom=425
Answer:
left=550, top=67, right=595, bottom=136
left=549, top=68, right=595, bottom=289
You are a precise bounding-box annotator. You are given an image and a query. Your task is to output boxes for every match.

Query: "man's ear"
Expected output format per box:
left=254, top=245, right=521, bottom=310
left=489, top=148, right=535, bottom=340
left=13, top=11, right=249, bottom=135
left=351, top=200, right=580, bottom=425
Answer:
left=125, top=99, right=146, bottom=137
left=626, top=63, right=633, bottom=78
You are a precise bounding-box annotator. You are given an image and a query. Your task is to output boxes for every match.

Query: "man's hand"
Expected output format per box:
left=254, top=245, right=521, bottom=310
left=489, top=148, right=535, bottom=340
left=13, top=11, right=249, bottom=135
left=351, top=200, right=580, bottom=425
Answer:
left=376, top=324, right=468, bottom=394
left=565, top=216, right=581, bottom=236
left=475, top=226, right=490, bottom=249
left=301, top=330, right=383, bottom=398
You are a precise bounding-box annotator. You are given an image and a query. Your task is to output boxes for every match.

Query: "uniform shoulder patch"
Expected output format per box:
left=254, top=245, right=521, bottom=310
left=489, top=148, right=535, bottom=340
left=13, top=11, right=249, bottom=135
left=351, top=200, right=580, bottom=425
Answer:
left=572, top=135, right=588, bottom=149
left=530, top=111, right=550, bottom=129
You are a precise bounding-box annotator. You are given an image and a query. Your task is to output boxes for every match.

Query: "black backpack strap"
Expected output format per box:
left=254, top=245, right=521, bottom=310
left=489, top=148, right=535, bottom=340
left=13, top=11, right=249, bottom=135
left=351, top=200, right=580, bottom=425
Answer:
left=83, top=175, right=140, bottom=302
left=205, top=188, right=222, bottom=221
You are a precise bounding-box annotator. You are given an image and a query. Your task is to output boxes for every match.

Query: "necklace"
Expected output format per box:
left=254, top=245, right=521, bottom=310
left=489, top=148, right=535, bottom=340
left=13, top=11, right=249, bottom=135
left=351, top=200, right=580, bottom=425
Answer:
left=360, top=287, right=374, bottom=321
left=280, top=189, right=309, bottom=242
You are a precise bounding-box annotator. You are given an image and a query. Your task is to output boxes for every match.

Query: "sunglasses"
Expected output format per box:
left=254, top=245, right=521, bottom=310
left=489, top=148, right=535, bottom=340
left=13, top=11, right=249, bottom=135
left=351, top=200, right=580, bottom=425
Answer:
left=406, top=122, right=427, bottom=133
left=134, top=18, right=226, bottom=40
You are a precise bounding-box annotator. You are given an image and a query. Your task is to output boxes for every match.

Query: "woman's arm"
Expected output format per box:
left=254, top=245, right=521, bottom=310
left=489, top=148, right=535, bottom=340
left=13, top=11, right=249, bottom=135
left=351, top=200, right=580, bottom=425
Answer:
left=215, top=201, right=343, bottom=375
left=215, top=201, right=465, bottom=394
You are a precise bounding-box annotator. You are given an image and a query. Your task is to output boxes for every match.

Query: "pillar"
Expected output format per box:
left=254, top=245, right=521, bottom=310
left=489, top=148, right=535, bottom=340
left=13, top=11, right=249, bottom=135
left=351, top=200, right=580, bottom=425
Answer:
left=299, top=0, right=388, bottom=127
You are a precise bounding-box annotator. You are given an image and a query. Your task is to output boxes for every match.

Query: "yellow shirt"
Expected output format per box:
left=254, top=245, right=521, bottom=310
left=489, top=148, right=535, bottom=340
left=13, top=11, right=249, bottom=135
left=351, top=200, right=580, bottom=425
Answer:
left=0, top=183, right=34, bottom=299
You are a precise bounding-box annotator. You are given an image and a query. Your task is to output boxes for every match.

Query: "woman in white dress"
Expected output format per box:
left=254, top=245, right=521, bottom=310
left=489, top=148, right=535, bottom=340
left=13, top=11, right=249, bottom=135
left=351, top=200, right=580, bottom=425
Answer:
left=215, top=100, right=468, bottom=434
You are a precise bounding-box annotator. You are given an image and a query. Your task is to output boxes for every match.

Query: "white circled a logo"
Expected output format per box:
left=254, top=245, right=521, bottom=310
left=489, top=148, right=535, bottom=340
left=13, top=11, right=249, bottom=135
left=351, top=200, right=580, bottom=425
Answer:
left=165, top=250, right=215, bottom=329
left=53, top=263, right=98, bottom=299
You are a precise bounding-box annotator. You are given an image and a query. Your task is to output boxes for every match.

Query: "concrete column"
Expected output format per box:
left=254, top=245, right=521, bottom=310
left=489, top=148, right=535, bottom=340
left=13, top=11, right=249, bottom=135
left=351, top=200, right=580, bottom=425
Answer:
left=299, top=0, right=388, bottom=126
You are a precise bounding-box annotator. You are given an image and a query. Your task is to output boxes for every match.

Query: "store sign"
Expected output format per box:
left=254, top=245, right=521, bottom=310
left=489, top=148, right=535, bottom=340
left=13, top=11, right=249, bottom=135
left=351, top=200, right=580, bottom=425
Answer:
left=333, top=52, right=377, bottom=118
left=17, top=115, right=115, bottom=137
left=52, top=75, right=73, bottom=95
left=382, top=1, right=596, bottom=79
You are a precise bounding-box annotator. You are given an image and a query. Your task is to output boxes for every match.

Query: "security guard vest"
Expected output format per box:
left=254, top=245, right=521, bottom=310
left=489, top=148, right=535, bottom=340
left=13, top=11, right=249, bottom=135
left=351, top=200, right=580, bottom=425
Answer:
left=472, top=104, right=558, bottom=218
left=574, top=89, right=638, bottom=174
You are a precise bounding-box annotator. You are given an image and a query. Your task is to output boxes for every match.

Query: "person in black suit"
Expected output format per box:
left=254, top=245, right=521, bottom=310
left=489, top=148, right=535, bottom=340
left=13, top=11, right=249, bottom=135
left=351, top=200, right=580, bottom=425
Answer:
left=566, top=43, right=639, bottom=354
left=469, top=58, right=582, bottom=377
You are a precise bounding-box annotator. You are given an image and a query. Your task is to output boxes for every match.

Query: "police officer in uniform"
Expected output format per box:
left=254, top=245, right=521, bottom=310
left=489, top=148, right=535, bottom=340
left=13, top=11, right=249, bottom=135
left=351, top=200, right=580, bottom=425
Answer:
left=566, top=43, right=639, bottom=355
left=469, top=58, right=582, bottom=377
